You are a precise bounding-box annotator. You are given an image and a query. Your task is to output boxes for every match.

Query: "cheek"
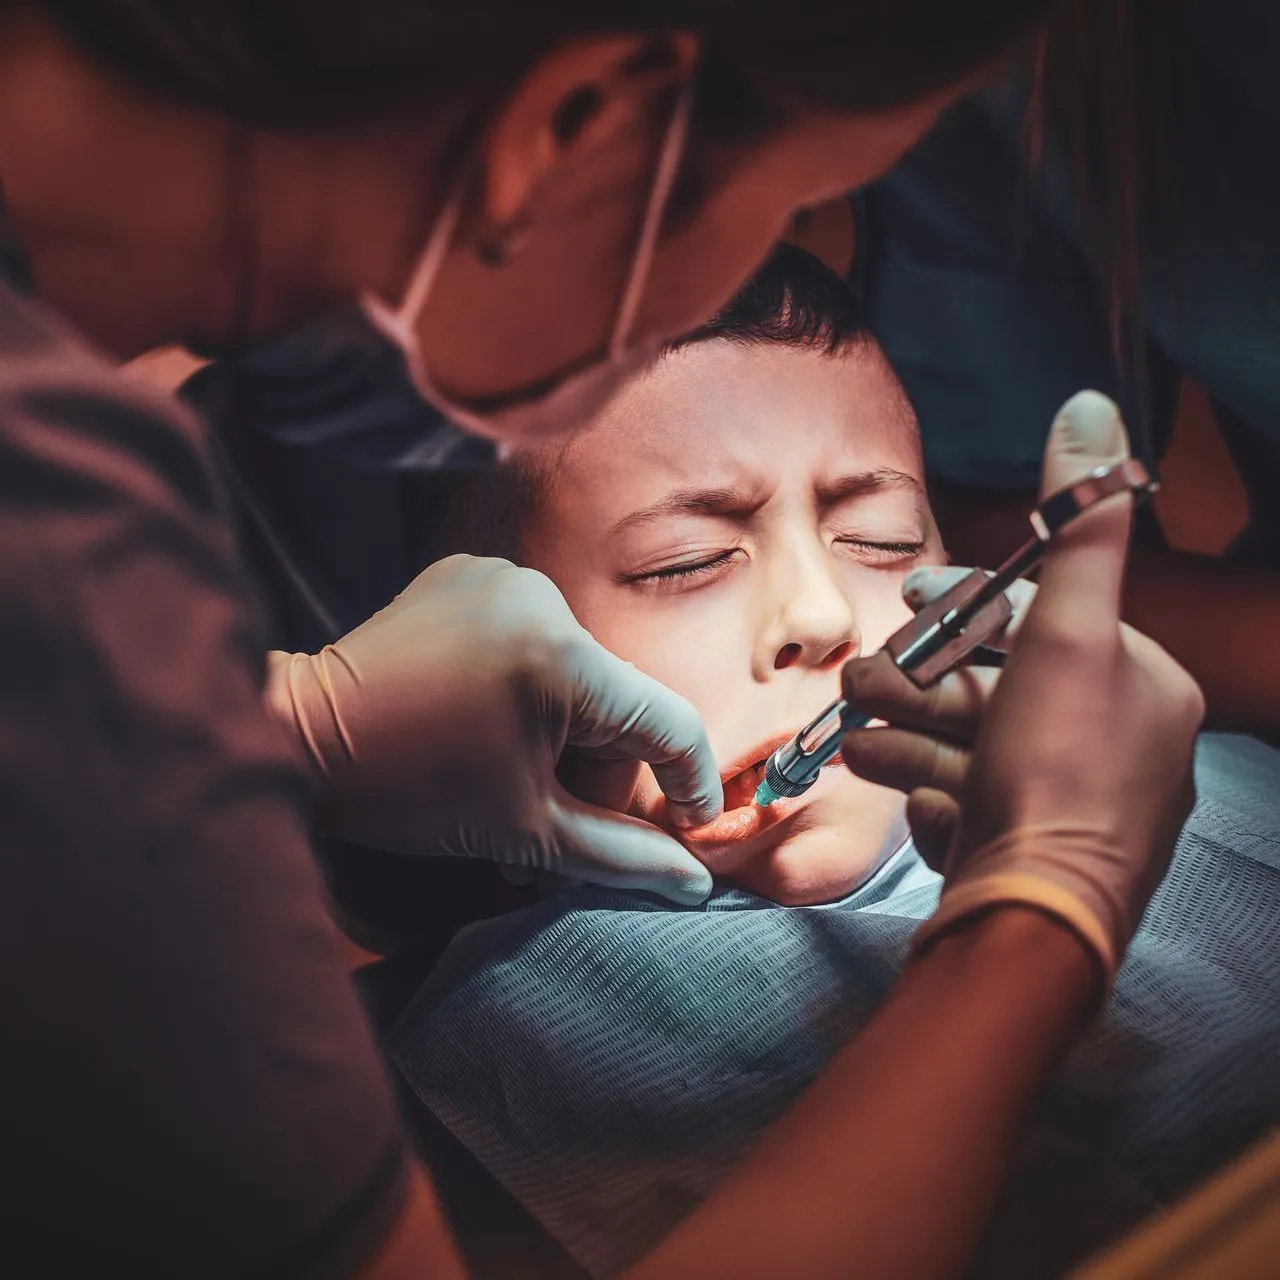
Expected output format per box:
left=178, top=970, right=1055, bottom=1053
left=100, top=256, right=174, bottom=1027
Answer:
left=843, top=566, right=916, bottom=652
left=576, top=592, right=747, bottom=728
left=577, top=591, right=750, bottom=822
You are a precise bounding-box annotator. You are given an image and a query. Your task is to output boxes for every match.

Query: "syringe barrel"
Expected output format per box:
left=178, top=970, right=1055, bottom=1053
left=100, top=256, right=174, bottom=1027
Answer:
left=762, top=701, right=874, bottom=799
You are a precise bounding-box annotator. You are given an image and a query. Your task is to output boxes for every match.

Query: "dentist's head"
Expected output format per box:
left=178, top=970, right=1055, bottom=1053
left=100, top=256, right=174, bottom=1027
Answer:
left=2, top=1, right=1051, bottom=442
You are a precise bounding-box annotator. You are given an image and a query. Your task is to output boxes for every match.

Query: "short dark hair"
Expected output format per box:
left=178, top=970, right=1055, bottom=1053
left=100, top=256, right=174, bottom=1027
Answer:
left=406, top=241, right=874, bottom=568
left=28, top=2, right=1051, bottom=132
left=668, top=241, right=867, bottom=357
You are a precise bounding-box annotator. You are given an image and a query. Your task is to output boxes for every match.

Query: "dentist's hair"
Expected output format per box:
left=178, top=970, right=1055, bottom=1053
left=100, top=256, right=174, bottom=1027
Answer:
left=26, top=0, right=1051, bottom=130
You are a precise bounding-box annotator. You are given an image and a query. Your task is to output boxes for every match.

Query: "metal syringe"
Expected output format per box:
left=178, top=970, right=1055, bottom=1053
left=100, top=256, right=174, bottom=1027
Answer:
left=754, top=458, right=1155, bottom=807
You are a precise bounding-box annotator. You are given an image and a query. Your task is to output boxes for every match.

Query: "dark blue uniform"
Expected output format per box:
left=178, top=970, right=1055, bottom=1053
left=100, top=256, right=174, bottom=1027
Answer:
left=861, top=0, right=1280, bottom=562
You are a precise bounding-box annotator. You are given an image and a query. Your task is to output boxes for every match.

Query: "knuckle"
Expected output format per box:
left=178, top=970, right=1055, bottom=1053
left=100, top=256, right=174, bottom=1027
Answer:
left=840, top=656, right=868, bottom=700
left=922, top=679, right=949, bottom=720
left=844, top=650, right=920, bottom=715
left=433, top=552, right=477, bottom=576
left=924, top=736, right=945, bottom=789
left=536, top=623, right=584, bottom=669
left=1174, top=671, right=1208, bottom=730
left=932, top=741, right=966, bottom=794
left=1138, top=643, right=1206, bottom=732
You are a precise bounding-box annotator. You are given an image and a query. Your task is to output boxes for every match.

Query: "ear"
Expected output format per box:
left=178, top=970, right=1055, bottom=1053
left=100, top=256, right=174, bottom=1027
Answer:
left=476, top=34, right=699, bottom=234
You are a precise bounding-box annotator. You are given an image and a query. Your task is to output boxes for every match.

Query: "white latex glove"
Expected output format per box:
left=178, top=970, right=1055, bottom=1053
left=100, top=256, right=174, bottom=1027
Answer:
left=265, top=555, right=721, bottom=905
left=841, top=391, right=1205, bottom=980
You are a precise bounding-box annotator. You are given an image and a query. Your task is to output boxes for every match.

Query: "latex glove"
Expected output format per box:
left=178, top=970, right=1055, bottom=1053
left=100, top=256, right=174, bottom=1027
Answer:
left=841, top=391, right=1204, bottom=980
left=266, top=555, right=721, bottom=905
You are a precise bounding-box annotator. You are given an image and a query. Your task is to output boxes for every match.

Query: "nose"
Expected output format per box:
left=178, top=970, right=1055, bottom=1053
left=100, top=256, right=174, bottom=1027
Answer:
left=756, top=541, right=861, bottom=677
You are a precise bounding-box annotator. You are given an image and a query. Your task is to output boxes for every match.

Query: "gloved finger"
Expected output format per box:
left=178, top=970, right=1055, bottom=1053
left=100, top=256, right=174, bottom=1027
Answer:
left=566, top=644, right=722, bottom=829
left=1030, top=390, right=1134, bottom=631
left=842, top=725, right=970, bottom=801
left=842, top=649, right=999, bottom=743
left=557, top=750, right=641, bottom=816
left=903, top=566, right=1039, bottom=645
left=906, top=787, right=961, bottom=873
left=548, top=788, right=714, bottom=906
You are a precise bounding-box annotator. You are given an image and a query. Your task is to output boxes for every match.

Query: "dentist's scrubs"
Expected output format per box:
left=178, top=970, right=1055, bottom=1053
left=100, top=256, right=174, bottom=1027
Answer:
left=0, top=217, right=410, bottom=1272
left=859, top=0, right=1280, bottom=564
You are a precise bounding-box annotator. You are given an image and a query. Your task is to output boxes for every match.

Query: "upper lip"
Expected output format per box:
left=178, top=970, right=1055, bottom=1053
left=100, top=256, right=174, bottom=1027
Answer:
left=719, top=730, right=800, bottom=790
left=718, top=712, right=852, bottom=808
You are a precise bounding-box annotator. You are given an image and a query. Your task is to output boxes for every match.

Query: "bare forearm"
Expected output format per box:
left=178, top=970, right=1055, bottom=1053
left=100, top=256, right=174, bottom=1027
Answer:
left=626, top=908, right=1098, bottom=1280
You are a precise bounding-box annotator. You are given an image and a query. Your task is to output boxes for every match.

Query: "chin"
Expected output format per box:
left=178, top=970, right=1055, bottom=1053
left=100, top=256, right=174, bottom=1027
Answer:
left=630, top=772, right=908, bottom=907
left=724, top=808, right=909, bottom=906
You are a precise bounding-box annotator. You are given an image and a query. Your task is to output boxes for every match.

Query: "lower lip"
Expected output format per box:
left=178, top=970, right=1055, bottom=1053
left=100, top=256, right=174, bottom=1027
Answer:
left=676, top=761, right=839, bottom=862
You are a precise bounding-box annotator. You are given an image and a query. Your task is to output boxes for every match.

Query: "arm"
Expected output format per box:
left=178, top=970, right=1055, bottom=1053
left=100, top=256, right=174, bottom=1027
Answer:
left=0, top=289, right=417, bottom=1275
left=368, top=909, right=1096, bottom=1280
left=629, top=909, right=1096, bottom=1280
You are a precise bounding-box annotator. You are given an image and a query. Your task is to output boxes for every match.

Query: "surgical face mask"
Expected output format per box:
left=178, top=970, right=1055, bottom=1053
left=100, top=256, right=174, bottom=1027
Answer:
left=360, top=83, right=694, bottom=445
left=197, top=306, right=496, bottom=473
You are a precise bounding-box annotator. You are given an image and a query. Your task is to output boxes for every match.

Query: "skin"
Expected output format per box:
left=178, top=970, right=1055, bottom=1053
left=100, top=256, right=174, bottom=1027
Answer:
left=519, top=336, right=944, bottom=903
left=0, top=15, right=963, bottom=436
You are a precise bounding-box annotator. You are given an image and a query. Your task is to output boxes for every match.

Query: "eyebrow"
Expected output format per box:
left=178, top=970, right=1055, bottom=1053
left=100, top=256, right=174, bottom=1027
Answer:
left=816, top=468, right=926, bottom=514
left=609, top=468, right=924, bottom=536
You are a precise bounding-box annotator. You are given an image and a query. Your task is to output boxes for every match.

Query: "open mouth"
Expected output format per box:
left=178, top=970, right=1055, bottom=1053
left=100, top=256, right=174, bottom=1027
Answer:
left=718, top=732, right=798, bottom=811
left=672, top=729, right=842, bottom=867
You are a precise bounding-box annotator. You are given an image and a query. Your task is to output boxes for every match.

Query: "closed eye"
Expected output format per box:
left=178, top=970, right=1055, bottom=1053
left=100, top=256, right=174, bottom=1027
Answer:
left=837, top=538, right=926, bottom=564
left=622, top=549, right=741, bottom=587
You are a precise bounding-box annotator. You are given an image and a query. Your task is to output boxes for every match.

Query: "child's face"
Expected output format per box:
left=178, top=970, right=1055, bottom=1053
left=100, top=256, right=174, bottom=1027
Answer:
left=519, top=337, right=943, bottom=904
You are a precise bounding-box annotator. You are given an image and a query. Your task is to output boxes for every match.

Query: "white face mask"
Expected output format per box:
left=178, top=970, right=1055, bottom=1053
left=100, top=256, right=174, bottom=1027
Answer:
left=360, top=83, right=694, bottom=447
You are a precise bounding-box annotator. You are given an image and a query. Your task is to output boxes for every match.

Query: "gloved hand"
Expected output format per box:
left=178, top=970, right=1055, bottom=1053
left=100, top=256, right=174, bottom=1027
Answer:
left=841, top=391, right=1205, bottom=981
left=265, top=555, right=721, bottom=905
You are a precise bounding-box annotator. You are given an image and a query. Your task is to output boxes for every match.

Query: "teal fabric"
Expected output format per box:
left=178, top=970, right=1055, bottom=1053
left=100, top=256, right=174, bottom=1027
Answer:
left=392, top=734, right=1280, bottom=1278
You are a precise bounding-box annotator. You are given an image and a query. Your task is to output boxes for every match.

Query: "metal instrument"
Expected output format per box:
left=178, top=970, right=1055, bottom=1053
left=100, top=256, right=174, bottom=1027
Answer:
left=754, top=458, right=1157, bottom=807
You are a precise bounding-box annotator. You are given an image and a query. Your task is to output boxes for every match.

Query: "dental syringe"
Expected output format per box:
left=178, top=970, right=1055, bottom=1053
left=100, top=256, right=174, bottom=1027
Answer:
left=754, top=458, right=1156, bottom=808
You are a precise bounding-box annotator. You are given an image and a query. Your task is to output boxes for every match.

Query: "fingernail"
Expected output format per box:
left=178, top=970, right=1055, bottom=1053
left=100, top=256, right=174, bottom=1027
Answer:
left=671, top=801, right=719, bottom=830
left=1053, top=390, right=1126, bottom=461
left=903, top=566, right=939, bottom=605
left=672, top=868, right=713, bottom=906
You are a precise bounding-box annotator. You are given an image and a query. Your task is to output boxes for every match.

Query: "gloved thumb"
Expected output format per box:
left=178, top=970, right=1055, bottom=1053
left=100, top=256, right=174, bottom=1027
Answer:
left=1040, top=388, right=1131, bottom=499
left=1035, top=390, right=1134, bottom=618
left=548, top=788, right=714, bottom=906
left=900, top=391, right=1131, bottom=631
